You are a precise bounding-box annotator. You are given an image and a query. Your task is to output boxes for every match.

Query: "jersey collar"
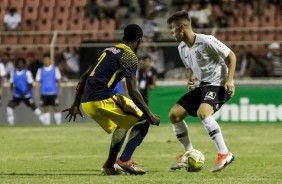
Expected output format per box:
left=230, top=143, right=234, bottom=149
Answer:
left=115, top=43, right=133, bottom=52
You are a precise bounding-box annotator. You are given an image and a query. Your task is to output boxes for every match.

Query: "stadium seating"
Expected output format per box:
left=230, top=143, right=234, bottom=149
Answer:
left=2, top=35, right=18, bottom=44
left=37, top=19, right=52, bottom=31
left=22, top=19, right=35, bottom=31
left=0, top=0, right=280, bottom=61
left=19, top=34, right=34, bottom=44
left=25, top=0, right=40, bottom=8
left=99, top=18, right=116, bottom=41
left=70, top=5, right=85, bottom=19
left=38, top=5, right=54, bottom=19
left=42, top=0, right=55, bottom=7
left=53, top=19, right=68, bottom=31
left=72, top=0, right=87, bottom=6
left=9, top=0, right=25, bottom=9
left=23, top=6, right=38, bottom=20
left=69, top=18, right=83, bottom=30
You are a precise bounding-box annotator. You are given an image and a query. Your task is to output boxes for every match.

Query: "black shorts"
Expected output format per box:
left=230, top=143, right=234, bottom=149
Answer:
left=40, top=95, right=59, bottom=106
left=177, top=86, right=231, bottom=117
left=9, top=97, right=36, bottom=108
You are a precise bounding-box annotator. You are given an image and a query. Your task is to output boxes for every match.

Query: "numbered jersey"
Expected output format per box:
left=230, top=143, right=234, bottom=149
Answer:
left=82, top=43, right=138, bottom=102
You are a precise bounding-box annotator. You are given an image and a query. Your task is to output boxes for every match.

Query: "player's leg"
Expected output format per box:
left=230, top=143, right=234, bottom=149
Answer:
left=40, top=95, right=51, bottom=125
left=6, top=98, right=20, bottom=125
left=168, top=89, right=202, bottom=170
left=168, top=104, right=194, bottom=170
left=169, top=104, right=193, bottom=152
left=102, top=126, right=127, bottom=175
left=81, top=101, right=125, bottom=175
left=23, top=98, right=43, bottom=123
left=116, top=118, right=150, bottom=175
left=51, top=95, right=62, bottom=125
left=53, top=105, right=62, bottom=125
left=198, top=86, right=234, bottom=172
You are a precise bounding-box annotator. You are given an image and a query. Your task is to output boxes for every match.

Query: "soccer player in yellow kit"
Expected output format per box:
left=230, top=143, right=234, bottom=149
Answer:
left=63, top=24, right=160, bottom=175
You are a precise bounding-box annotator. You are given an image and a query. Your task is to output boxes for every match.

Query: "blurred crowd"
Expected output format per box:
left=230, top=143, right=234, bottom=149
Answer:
left=0, top=0, right=282, bottom=81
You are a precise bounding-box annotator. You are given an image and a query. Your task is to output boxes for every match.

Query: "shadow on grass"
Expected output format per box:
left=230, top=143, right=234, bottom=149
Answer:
left=0, top=169, right=103, bottom=176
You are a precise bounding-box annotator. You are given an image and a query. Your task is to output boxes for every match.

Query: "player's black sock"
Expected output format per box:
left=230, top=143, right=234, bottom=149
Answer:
left=107, top=127, right=127, bottom=165
left=120, top=121, right=150, bottom=162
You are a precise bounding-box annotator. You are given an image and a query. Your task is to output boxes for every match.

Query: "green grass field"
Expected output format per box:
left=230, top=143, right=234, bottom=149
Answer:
left=0, top=123, right=282, bottom=184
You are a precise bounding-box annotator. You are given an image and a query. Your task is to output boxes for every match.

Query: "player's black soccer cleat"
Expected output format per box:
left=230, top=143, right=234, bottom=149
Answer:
left=101, top=160, right=123, bottom=175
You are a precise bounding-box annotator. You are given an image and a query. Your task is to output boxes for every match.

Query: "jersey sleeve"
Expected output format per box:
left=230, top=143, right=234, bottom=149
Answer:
left=9, top=71, right=14, bottom=83
left=35, top=69, right=41, bottom=81
left=120, top=49, right=138, bottom=78
left=207, top=35, right=230, bottom=58
left=0, top=63, right=6, bottom=77
left=26, top=70, right=34, bottom=83
left=55, top=67, right=62, bottom=80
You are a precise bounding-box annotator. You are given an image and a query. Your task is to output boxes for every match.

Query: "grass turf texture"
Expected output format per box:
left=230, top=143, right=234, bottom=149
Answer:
left=0, top=123, right=282, bottom=184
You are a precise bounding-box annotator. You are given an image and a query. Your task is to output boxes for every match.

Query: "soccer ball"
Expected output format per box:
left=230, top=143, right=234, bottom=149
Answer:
left=182, top=149, right=205, bottom=172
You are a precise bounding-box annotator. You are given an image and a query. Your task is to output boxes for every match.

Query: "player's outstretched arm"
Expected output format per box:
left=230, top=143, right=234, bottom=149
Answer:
left=62, top=65, right=93, bottom=122
left=126, top=77, right=160, bottom=126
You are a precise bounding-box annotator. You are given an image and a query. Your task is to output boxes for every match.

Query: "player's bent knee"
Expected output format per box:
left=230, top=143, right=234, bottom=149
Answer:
left=168, top=111, right=184, bottom=123
left=197, top=112, right=209, bottom=120
left=8, top=101, right=16, bottom=108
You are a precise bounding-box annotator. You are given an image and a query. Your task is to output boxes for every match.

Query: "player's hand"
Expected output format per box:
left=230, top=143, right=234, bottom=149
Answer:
left=62, top=105, right=84, bottom=122
left=225, top=80, right=235, bottom=97
left=187, top=79, right=195, bottom=91
left=148, top=114, right=160, bottom=126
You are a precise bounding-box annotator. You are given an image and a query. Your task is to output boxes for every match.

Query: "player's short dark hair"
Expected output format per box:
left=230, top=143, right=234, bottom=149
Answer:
left=43, top=53, right=50, bottom=58
left=15, top=57, right=26, bottom=67
left=143, top=55, right=152, bottom=61
left=123, top=24, right=143, bottom=42
left=167, top=11, right=191, bottom=24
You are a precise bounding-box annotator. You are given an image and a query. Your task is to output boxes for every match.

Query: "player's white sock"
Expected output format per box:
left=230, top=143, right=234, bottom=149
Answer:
left=202, top=116, right=228, bottom=154
left=34, top=108, right=44, bottom=123
left=7, top=107, right=14, bottom=125
left=42, top=113, right=51, bottom=125
left=172, top=120, right=193, bottom=151
left=54, top=112, right=62, bottom=125
left=34, top=108, right=42, bottom=116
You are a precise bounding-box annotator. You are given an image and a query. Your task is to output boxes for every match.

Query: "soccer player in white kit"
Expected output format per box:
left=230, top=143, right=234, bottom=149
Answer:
left=167, top=11, right=236, bottom=172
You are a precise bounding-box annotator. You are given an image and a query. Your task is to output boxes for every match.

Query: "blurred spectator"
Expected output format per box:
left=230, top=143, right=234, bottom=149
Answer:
left=58, top=47, right=80, bottom=80
left=154, top=0, right=167, bottom=13
left=143, top=14, right=161, bottom=41
left=1, top=52, right=14, bottom=80
left=185, top=2, right=200, bottom=28
left=117, top=6, right=138, bottom=29
left=0, top=61, right=6, bottom=106
left=267, top=42, right=282, bottom=77
left=189, top=2, right=212, bottom=28
left=3, top=8, right=21, bottom=31
left=147, top=45, right=165, bottom=78
left=138, top=55, right=158, bottom=104
left=35, top=54, right=62, bottom=125
left=138, top=0, right=150, bottom=18
left=98, top=0, right=119, bottom=19
left=26, top=51, right=43, bottom=79
left=237, top=46, right=270, bottom=78
left=84, top=0, right=101, bottom=19
left=7, top=57, right=43, bottom=125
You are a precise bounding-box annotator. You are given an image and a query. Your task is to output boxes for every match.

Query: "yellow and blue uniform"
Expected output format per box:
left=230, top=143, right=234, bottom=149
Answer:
left=81, top=43, right=143, bottom=134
